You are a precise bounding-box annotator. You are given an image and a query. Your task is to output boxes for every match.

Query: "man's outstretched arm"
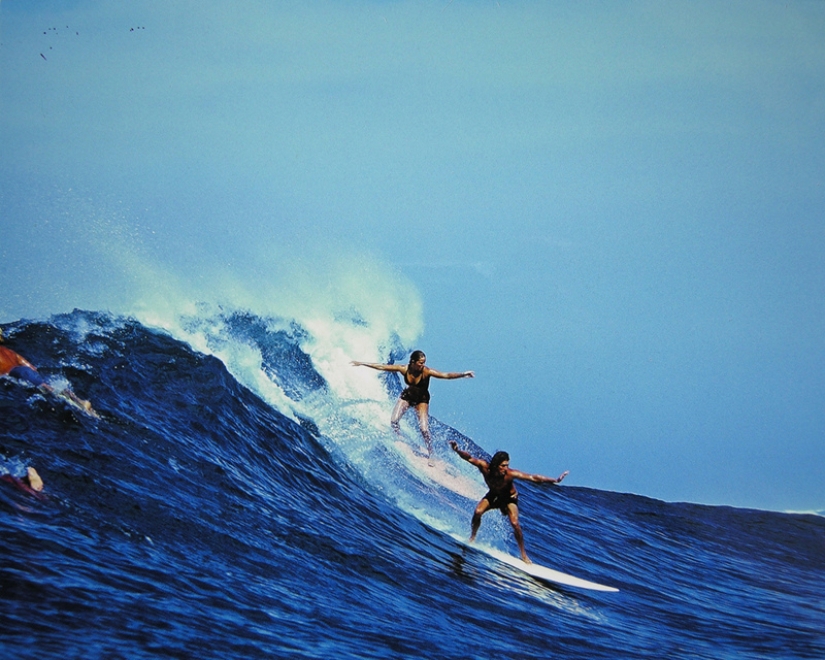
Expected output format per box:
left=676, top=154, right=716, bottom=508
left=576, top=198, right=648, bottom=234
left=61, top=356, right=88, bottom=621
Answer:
left=510, top=469, right=569, bottom=485
left=449, top=441, right=487, bottom=469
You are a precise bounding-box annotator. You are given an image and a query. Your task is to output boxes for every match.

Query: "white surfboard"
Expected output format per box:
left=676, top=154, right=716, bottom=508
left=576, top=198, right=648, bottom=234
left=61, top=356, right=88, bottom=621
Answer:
left=453, top=535, right=618, bottom=592
left=484, top=547, right=619, bottom=592
left=393, top=440, right=486, bottom=500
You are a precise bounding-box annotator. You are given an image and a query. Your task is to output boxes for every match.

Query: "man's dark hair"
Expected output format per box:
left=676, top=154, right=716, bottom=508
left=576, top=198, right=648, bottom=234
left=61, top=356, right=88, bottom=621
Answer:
left=490, top=451, right=510, bottom=472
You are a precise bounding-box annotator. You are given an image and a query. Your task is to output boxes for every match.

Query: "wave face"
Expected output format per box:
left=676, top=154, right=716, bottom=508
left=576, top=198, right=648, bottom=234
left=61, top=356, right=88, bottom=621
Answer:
left=1, top=310, right=824, bottom=660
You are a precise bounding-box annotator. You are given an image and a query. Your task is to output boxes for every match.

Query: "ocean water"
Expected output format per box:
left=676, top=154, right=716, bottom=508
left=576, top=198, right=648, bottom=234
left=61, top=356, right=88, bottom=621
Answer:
left=1, top=309, right=823, bottom=660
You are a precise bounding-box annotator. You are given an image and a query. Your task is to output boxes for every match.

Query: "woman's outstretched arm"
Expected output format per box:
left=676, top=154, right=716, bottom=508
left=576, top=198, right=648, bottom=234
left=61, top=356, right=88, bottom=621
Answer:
left=351, top=361, right=405, bottom=373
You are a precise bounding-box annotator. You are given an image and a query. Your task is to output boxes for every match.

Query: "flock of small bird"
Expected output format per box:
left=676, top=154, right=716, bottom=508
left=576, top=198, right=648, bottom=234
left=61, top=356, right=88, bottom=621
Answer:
left=39, top=25, right=146, bottom=61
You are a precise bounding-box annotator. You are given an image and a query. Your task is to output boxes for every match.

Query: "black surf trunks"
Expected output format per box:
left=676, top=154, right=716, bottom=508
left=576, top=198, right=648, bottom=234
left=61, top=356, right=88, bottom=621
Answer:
left=484, top=490, right=519, bottom=512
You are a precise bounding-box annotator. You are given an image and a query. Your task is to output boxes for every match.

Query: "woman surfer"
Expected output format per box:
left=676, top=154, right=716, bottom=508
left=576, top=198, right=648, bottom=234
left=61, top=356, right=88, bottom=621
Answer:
left=351, top=350, right=474, bottom=462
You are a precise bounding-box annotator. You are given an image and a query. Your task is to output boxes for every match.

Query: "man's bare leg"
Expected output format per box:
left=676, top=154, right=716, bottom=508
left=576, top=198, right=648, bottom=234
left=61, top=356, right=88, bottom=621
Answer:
left=42, top=384, right=99, bottom=418
left=470, top=499, right=490, bottom=542
left=507, top=505, right=530, bottom=563
left=66, top=390, right=100, bottom=418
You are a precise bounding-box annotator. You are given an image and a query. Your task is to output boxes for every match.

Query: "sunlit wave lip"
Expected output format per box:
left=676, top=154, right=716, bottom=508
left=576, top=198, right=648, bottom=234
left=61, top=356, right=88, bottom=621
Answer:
left=783, top=509, right=825, bottom=518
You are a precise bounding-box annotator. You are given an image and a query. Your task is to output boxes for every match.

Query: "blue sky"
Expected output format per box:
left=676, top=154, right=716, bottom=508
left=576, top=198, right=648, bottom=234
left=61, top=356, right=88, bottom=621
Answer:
left=2, top=1, right=823, bottom=512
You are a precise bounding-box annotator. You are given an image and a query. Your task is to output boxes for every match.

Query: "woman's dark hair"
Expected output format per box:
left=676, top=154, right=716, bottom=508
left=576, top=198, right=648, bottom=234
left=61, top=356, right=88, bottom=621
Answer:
left=409, top=350, right=426, bottom=364
left=490, top=451, right=510, bottom=472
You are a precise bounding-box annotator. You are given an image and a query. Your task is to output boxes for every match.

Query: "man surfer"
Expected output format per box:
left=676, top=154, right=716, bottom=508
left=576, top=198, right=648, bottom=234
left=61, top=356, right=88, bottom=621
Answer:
left=450, top=440, right=568, bottom=563
left=351, top=351, right=474, bottom=462
left=0, top=330, right=98, bottom=418
left=0, top=329, right=99, bottom=492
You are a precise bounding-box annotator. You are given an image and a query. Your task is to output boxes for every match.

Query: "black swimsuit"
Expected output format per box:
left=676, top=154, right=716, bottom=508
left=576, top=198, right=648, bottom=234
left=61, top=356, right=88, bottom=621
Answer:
left=400, top=370, right=431, bottom=405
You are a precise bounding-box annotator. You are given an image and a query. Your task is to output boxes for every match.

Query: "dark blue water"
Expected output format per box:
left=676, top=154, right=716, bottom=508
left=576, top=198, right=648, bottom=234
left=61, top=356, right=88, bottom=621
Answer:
left=1, top=310, right=823, bottom=659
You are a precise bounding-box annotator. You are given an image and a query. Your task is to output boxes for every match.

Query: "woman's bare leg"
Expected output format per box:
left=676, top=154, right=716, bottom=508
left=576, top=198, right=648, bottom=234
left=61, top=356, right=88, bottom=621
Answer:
left=390, top=398, right=410, bottom=438
left=414, top=403, right=433, bottom=460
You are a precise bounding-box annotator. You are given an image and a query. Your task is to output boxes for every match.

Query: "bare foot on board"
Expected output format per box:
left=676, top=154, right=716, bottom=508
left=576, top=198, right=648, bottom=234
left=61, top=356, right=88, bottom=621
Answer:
left=26, top=467, right=44, bottom=492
